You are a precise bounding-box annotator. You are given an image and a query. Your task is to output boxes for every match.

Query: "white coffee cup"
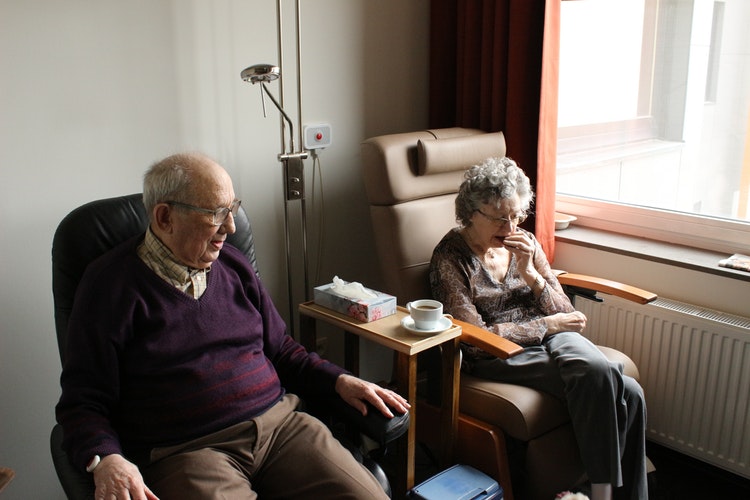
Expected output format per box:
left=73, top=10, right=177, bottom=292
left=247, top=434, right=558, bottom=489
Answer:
left=406, top=299, right=443, bottom=330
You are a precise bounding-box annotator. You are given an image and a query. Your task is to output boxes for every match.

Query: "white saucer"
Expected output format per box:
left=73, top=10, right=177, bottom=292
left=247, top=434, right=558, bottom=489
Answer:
left=400, top=315, right=453, bottom=336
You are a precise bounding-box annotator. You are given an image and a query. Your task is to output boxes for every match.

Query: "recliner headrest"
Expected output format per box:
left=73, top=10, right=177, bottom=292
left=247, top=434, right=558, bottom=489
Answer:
left=361, top=128, right=506, bottom=206
left=417, top=131, right=506, bottom=175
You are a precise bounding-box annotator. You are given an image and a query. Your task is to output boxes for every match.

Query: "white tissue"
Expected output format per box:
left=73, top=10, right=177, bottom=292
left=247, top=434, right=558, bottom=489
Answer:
left=330, top=276, right=377, bottom=300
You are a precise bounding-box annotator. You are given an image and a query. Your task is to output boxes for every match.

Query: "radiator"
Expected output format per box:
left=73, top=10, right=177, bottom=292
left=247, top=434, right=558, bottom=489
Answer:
left=575, top=294, right=750, bottom=479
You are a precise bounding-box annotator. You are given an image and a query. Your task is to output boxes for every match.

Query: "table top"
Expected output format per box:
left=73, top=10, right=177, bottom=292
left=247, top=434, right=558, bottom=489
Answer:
left=299, top=301, right=461, bottom=355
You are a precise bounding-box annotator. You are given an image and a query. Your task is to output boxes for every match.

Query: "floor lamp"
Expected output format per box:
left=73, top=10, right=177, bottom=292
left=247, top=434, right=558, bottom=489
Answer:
left=241, top=63, right=310, bottom=339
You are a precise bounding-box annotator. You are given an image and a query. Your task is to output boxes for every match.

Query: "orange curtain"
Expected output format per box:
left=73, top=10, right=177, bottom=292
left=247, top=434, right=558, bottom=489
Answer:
left=429, top=0, right=560, bottom=260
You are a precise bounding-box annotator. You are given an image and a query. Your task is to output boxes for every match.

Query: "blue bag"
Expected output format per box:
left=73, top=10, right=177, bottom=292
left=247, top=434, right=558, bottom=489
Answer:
left=407, top=464, right=503, bottom=500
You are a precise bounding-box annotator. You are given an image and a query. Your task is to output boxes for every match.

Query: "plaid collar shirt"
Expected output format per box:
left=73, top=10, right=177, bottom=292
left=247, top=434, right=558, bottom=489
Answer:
left=137, top=227, right=209, bottom=299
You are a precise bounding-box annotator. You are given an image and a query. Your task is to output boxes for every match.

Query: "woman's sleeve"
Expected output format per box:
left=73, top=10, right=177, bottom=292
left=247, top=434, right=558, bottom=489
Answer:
left=430, top=244, right=547, bottom=346
left=531, top=235, right=576, bottom=316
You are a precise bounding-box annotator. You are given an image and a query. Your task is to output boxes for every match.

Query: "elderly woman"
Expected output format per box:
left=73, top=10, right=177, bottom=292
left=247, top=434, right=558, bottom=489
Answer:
left=429, top=157, right=648, bottom=500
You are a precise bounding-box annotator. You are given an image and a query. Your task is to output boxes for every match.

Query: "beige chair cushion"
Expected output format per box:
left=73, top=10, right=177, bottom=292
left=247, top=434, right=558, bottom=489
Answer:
left=459, top=347, right=640, bottom=441
left=598, top=345, right=640, bottom=380
left=417, top=132, right=506, bottom=175
left=460, top=374, right=570, bottom=441
left=368, top=195, right=455, bottom=302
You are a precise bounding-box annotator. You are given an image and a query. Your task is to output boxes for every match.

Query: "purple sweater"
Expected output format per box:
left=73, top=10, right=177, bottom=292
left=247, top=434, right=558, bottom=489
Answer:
left=56, top=236, right=345, bottom=471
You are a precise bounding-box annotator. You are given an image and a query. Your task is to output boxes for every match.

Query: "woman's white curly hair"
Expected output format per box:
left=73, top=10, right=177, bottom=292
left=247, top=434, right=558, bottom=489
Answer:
left=455, top=156, right=534, bottom=226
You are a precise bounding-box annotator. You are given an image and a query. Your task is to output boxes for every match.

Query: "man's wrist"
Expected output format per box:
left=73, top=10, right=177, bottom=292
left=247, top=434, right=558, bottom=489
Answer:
left=85, top=455, right=101, bottom=473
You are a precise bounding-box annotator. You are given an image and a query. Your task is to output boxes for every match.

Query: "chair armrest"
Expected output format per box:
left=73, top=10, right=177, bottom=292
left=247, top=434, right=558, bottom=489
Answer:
left=329, top=396, right=410, bottom=446
left=449, top=272, right=655, bottom=359
left=451, top=318, right=524, bottom=359
left=51, top=424, right=95, bottom=500
left=556, top=272, right=657, bottom=305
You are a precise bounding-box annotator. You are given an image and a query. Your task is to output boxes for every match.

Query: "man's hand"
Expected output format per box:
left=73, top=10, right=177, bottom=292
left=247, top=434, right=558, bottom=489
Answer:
left=93, top=454, right=159, bottom=500
left=335, top=374, right=410, bottom=418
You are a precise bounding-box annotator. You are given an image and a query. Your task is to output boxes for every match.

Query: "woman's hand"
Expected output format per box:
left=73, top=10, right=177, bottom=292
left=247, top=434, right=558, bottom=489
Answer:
left=502, top=230, right=536, bottom=277
left=543, top=311, right=587, bottom=336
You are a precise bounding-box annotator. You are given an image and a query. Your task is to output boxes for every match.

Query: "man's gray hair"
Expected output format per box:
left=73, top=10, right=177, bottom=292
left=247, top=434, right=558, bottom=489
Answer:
left=142, top=153, right=205, bottom=217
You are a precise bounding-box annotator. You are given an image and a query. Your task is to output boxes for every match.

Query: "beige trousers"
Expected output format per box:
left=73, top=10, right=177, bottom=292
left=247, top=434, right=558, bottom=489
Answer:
left=141, top=394, right=388, bottom=499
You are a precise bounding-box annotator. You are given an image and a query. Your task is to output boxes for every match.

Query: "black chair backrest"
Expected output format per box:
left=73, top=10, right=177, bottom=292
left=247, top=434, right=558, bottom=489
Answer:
left=51, top=193, right=258, bottom=365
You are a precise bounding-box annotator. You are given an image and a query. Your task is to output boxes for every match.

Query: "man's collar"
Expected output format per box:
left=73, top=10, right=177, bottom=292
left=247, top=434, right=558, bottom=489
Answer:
left=141, top=227, right=210, bottom=285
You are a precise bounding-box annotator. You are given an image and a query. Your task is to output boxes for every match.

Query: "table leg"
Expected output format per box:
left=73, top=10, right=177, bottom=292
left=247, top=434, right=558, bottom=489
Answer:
left=344, top=332, right=360, bottom=375
left=299, top=313, right=317, bottom=353
left=394, top=352, right=417, bottom=497
left=439, top=337, right=460, bottom=467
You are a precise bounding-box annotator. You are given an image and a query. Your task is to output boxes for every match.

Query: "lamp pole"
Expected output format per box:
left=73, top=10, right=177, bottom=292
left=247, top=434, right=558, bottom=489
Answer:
left=241, top=67, right=310, bottom=340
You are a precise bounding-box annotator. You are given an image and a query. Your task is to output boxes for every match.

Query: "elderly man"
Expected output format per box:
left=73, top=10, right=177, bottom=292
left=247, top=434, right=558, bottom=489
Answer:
left=56, top=152, right=409, bottom=500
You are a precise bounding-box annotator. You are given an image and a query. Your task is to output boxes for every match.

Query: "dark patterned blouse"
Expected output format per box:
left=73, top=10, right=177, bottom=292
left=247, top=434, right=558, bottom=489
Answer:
left=429, top=228, right=575, bottom=362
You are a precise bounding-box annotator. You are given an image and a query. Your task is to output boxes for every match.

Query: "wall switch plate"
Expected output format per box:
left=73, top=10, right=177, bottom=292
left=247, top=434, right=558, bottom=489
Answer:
left=303, top=123, right=332, bottom=150
left=283, top=156, right=304, bottom=200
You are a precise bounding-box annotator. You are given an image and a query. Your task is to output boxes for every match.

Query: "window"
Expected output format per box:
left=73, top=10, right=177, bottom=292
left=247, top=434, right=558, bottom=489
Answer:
left=556, top=0, right=750, bottom=254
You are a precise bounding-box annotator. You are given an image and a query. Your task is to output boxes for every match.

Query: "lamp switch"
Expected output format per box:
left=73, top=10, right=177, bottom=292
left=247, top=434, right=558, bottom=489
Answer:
left=303, top=123, right=332, bottom=150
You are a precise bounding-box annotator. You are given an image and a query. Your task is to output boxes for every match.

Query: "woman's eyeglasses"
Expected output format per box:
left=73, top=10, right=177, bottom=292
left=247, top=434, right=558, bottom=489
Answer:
left=476, top=209, right=527, bottom=227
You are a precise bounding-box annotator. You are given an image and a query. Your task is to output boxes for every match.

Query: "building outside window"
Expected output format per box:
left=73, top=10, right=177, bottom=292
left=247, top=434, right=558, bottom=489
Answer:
left=556, top=0, right=750, bottom=254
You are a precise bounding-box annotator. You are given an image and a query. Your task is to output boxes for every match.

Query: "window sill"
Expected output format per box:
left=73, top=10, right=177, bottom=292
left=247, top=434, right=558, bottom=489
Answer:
left=555, top=226, right=750, bottom=284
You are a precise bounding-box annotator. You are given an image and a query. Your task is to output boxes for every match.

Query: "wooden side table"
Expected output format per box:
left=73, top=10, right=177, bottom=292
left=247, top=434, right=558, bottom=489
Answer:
left=298, top=301, right=461, bottom=497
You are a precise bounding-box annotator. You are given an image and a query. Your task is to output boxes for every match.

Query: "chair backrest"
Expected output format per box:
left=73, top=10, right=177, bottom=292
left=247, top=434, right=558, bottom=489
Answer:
left=51, top=193, right=258, bottom=365
left=361, top=128, right=506, bottom=304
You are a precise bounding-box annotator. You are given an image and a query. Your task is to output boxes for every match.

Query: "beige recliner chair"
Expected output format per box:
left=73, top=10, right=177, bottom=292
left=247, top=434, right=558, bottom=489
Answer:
left=361, top=128, right=656, bottom=500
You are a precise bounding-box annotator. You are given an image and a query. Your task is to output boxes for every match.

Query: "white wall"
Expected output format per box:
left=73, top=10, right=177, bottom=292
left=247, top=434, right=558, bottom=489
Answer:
left=0, top=0, right=429, bottom=497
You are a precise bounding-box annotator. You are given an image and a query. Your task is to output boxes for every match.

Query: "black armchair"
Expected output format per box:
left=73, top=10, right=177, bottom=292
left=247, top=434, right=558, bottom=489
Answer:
left=51, top=193, right=408, bottom=499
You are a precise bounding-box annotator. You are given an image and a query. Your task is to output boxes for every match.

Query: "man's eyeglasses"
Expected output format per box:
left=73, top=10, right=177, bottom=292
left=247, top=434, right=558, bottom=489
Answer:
left=166, top=200, right=241, bottom=226
left=476, top=209, right=528, bottom=227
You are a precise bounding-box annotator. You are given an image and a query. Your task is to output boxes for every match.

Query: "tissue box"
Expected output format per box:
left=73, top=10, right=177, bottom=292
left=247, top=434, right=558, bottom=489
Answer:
left=313, top=282, right=396, bottom=322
